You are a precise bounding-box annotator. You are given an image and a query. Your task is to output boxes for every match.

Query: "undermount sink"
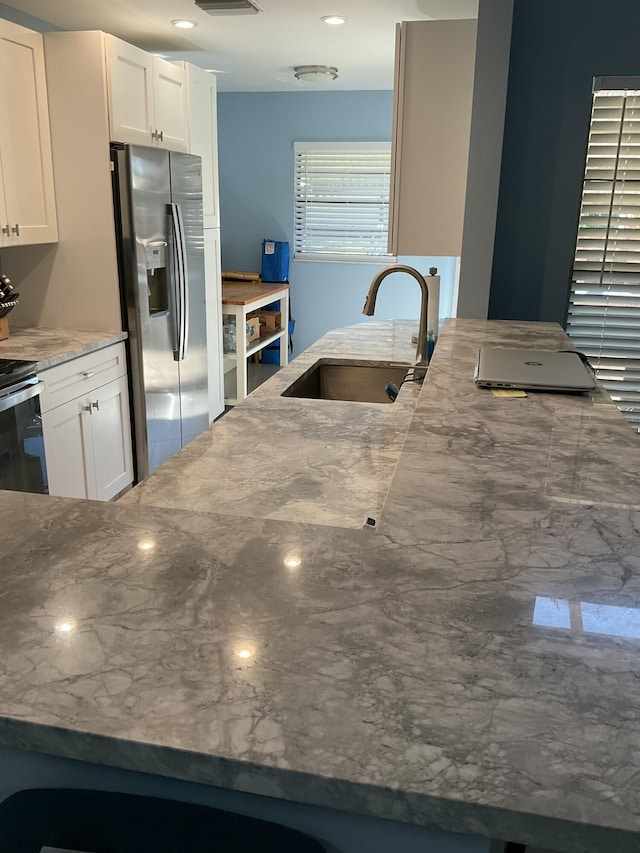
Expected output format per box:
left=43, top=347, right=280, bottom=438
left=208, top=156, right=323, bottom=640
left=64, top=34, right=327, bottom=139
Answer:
left=281, top=359, right=412, bottom=404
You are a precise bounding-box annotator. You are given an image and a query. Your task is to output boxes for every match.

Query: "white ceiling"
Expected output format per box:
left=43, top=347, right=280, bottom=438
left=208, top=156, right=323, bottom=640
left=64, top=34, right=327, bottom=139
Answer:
left=2, top=0, right=478, bottom=91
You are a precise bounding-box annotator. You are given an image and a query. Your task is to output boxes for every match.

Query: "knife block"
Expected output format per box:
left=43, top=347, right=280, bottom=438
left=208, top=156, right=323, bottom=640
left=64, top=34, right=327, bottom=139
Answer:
left=0, top=317, right=8, bottom=340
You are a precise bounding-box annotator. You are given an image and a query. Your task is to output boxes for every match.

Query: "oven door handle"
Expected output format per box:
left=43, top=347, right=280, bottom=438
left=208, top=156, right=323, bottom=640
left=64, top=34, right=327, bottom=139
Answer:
left=0, top=380, right=44, bottom=414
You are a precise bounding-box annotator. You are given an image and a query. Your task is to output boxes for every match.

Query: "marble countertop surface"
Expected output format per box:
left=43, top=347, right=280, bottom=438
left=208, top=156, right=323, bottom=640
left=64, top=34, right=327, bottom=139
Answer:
left=121, top=320, right=423, bottom=528
left=2, top=318, right=640, bottom=852
left=0, top=326, right=127, bottom=370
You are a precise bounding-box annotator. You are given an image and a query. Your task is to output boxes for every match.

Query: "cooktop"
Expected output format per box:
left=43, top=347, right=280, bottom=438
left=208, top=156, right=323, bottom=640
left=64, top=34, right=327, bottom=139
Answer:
left=0, top=358, right=38, bottom=389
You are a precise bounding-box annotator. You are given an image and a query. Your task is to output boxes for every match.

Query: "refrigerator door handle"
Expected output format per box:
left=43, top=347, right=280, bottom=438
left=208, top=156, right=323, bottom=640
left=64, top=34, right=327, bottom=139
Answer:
left=169, top=203, right=182, bottom=358
left=175, top=202, right=190, bottom=361
left=169, top=202, right=188, bottom=361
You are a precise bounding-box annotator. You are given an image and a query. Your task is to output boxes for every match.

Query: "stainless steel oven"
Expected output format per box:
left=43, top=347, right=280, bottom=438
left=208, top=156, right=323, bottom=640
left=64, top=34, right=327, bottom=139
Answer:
left=0, top=359, right=48, bottom=494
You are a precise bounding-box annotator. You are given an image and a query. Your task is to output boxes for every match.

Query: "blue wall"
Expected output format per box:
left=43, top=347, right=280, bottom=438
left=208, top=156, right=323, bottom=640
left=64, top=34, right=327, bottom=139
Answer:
left=217, top=91, right=457, bottom=357
left=489, top=0, right=640, bottom=324
left=0, top=2, right=60, bottom=30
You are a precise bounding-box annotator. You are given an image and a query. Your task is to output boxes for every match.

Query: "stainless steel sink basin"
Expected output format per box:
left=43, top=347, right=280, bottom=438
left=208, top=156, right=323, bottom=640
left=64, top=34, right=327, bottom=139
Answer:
left=281, top=359, right=411, bottom=404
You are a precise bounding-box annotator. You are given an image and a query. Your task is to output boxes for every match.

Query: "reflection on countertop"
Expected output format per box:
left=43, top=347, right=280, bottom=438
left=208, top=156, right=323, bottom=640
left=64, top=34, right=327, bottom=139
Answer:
left=1, top=318, right=640, bottom=853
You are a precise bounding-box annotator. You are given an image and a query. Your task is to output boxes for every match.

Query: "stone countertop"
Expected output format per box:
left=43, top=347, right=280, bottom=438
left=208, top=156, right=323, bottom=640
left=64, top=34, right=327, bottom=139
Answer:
left=121, top=319, right=423, bottom=529
left=1, top=319, right=640, bottom=852
left=0, top=326, right=127, bottom=370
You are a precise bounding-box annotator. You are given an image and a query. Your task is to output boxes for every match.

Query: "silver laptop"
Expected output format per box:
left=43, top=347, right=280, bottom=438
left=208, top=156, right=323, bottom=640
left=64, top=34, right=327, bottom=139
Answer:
left=475, top=347, right=596, bottom=392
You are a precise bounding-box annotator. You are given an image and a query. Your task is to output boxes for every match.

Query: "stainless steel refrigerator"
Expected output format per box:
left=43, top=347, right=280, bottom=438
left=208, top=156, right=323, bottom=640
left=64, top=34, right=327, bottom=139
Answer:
left=111, top=143, right=209, bottom=481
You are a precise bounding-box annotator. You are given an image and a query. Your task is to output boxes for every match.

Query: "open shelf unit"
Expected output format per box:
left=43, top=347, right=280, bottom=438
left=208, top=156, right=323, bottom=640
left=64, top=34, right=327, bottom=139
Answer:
left=221, top=281, right=290, bottom=406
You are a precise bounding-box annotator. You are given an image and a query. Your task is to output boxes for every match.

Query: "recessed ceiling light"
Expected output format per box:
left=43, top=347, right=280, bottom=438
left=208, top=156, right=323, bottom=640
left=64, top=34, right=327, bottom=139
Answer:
left=321, top=15, right=347, bottom=25
left=172, top=19, right=197, bottom=29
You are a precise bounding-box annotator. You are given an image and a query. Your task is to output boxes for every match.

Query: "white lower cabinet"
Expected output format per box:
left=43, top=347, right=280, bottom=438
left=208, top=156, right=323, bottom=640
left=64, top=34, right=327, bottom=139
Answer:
left=41, top=345, right=133, bottom=501
left=42, top=392, right=95, bottom=500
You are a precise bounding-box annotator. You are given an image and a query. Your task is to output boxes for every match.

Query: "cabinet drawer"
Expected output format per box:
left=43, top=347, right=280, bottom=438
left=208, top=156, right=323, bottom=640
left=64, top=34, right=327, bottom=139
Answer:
left=40, top=342, right=128, bottom=413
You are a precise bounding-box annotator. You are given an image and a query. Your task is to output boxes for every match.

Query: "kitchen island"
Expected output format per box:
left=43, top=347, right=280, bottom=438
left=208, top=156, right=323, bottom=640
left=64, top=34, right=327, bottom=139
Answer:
left=1, top=319, right=640, bottom=852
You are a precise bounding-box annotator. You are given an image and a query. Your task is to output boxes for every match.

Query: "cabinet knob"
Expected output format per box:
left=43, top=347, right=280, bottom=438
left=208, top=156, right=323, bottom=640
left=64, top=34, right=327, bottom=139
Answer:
left=83, top=404, right=93, bottom=413
left=1, top=224, right=9, bottom=236
left=159, top=129, right=164, bottom=142
left=82, top=371, right=95, bottom=379
left=11, top=224, right=20, bottom=237
left=91, top=400, right=100, bottom=411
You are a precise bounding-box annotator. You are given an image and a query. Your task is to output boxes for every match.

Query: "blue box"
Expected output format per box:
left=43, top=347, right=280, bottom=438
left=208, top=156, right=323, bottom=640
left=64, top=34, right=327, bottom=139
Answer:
left=260, top=345, right=280, bottom=365
left=261, top=239, right=289, bottom=282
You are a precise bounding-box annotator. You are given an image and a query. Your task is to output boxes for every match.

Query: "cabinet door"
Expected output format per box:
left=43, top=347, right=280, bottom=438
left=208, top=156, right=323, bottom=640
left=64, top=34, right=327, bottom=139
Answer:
left=90, top=375, right=134, bottom=501
left=42, top=397, right=95, bottom=500
left=0, top=151, right=9, bottom=247
left=204, top=228, right=224, bottom=422
left=40, top=342, right=128, bottom=415
left=105, top=35, right=154, bottom=145
left=0, top=20, right=57, bottom=245
left=389, top=20, right=476, bottom=257
left=152, top=57, right=189, bottom=152
left=186, top=64, right=220, bottom=228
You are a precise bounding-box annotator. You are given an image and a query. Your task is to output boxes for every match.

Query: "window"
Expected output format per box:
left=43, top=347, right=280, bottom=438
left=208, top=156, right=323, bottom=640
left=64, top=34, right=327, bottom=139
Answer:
left=293, top=142, right=393, bottom=260
left=566, top=78, right=640, bottom=434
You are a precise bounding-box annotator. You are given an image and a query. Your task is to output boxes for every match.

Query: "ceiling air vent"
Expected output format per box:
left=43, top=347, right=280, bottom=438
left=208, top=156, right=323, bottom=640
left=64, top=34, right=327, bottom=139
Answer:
left=194, top=0, right=263, bottom=14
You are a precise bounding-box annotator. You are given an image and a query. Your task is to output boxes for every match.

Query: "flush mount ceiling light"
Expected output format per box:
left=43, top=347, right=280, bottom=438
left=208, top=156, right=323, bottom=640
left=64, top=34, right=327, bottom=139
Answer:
left=172, top=18, right=197, bottom=28
left=321, top=15, right=347, bottom=25
left=294, top=65, right=339, bottom=83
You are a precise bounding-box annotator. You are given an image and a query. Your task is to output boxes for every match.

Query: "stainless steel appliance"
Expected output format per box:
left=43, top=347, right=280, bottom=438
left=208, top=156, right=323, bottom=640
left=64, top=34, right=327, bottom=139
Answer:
left=0, top=359, right=48, bottom=494
left=111, top=144, right=209, bottom=481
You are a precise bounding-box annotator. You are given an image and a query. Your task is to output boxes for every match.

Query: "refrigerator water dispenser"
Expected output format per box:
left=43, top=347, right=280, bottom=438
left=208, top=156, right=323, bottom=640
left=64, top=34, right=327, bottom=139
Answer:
left=145, top=241, right=169, bottom=314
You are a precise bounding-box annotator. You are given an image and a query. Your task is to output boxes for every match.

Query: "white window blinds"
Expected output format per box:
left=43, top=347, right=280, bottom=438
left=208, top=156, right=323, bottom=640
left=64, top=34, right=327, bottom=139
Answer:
left=294, top=142, right=392, bottom=259
left=566, top=81, right=640, bottom=434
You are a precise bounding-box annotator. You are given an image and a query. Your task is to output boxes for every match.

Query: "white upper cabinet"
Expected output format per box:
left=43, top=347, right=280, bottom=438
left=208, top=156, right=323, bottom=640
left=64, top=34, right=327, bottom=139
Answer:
left=152, top=57, right=189, bottom=152
left=184, top=63, right=220, bottom=229
left=104, top=37, right=153, bottom=146
left=39, top=30, right=223, bottom=338
left=389, top=19, right=477, bottom=258
left=105, top=35, right=189, bottom=152
left=0, top=20, right=57, bottom=246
